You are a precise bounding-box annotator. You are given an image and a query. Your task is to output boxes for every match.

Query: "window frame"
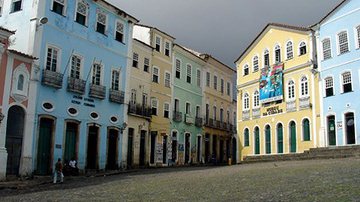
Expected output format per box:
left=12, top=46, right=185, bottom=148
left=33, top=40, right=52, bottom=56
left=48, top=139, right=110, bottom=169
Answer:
left=286, top=40, right=293, bottom=60
left=322, top=38, right=332, bottom=60
left=10, top=0, right=22, bottom=13
left=220, top=78, right=224, bottom=94
left=337, top=30, right=350, bottom=55
left=186, top=64, right=192, bottom=84
left=111, top=69, right=121, bottom=91
left=206, top=72, right=210, bottom=87
left=114, top=20, right=125, bottom=43
left=252, top=55, right=259, bottom=72
left=253, top=90, right=260, bottom=108
left=324, top=76, right=334, bottom=97
left=175, top=58, right=181, bottom=79
left=144, top=57, right=150, bottom=72
left=263, top=49, right=270, bottom=67
left=151, top=98, right=158, bottom=116
left=244, top=128, right=250, bottom=147
left=164, top=71, right=171, bottom=88
left=155, top=35, right=161, bottom=52
left=96, top=10, right=108, bottom=35
left=163, top=102, right=170, bottom=118
left=152, top=66, right=159, bottom=83
left=274, top=44, right=281, bottom=63
left=196, top=69, right=201, bottom=87
left=69, top=53, right=83, bottom=79
left=299, top=41, right=307, bottom=56
left=287, top=80, right=295, bottom=100
left=164, top=40, right=171, bottom=57
left=52, top=0, right=66, bottom=16
left=132, top=52, right=139, bottom=68
left=300, top=76, right=309, bottom=98
left=213, top=75, right=218, bottom=90
left=243, top=93, right=250, bottom=110
left=45, top=44, right=61, bottom=72
left=91, top=63, right=103, bottom=86
left=227, top=82, right=231, bottom=96
left=341, top=71, right=353, bottom=93
left=302, top=118, right=311, bottom=141
left=356, top=25, right=360, bottom=49
left=74, top=0, right=88, bottom=26
left=243, top=64, right=249, bottom=76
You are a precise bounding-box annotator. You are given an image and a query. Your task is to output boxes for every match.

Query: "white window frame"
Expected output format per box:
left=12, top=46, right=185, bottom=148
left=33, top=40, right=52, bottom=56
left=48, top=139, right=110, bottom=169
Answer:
left=164, top=40, right=171, bottom=57
left=151, top=98, right=158, bottom=116
left=274, top=44, right=281, bottom=63
left=196, top=68, right=201, bottom=87
left=287, top=80, right=295, bottom=100
left=164, top=102, right=170, bottom=118
left=263, top=49, right=270, bottom=67
left=243, top=93, right=250, bottom=110
left=144, top=57, right=150, bottom=72
left=11, top=0, right=22, bottom=13
left=186, top=64, right=192, bottom=84
left=341, top=71, right=353, bottom=93
left=52, top=0, right=67, bottom=16
left=227, top=82, right=231, bottom=96
left=91, top=62, right=103, bottom=86
left=130, top=89, right=137, bottom=104
left=114, top=20, right=125, bottom=43
left=45, top=44, right=61, bottom=72
left=253, top=90, right=260, bottom=108
left=0, top=0, right=4, bottom=16
left=337, top=30, right=350, bottom=55
left=96, top=10, right=108, bottom=35
left=252, top=55, right=259, bottom=72
left=155, top=35, right=162, bottom=52
left=299, top=41, right=307, bottom=56
left=355, top=25, right=360, bottom=49
left=69, top=53, right=83, bottom=79
left=286, top=40, right=293, bottom=60
left=322, top=37, right=332, bottom=61
left=12, top=64, right=29, bottom=96
left=111, top=69, right=121, bottom=91
left=132, top=52, right=139, bottom=68
left=300, top=76, right=309, bottom=97
left=164, top=71, right=171, bottom=88
left=75, top=0, right=88, bottom=26
left=206, top=72, right=210, bottom=87
left=324, top=76, right=334, bottom=97
left=213, top=74, right=218, bottom=90
left=175, top=58, right=181, bottom=79
left=243, top=64, right=249, bottom=76
left=152, top=66, right=159, bottom=83
left=185, top=102, right=191, bottom=115
left=220, top=78, right=224, bottom=94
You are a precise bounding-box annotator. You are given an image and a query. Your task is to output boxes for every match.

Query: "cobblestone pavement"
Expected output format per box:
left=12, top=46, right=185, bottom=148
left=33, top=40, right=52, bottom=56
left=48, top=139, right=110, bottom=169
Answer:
left=1, top=158, right=360, bottom=201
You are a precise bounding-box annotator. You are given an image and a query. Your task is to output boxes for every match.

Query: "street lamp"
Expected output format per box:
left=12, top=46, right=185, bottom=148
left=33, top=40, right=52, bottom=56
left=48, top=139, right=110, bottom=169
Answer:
left=0, top=112, right=4, bottom=123
left=119, top=122, right=128, bottom=133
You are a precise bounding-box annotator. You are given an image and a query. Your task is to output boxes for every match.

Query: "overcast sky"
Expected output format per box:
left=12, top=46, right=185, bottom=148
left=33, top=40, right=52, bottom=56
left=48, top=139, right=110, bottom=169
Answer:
left=109, top=0, right=343, bottom=68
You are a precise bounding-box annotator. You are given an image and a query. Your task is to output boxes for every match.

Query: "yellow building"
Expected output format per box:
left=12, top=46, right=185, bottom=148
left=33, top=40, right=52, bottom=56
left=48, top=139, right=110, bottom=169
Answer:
left=133, top=25, right=175, bottom=166
left=201, top=54, right=237, bottom=164
left=126, top=38, right=153, bottom=168
left=235, top=23, right=321, bottom=160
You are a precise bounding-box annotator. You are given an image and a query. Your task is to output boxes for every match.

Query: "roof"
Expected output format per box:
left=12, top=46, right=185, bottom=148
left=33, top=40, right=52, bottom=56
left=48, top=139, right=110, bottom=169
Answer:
left=8, top=49, right=37, bottom=60
left=312, top=0, right=348, bottom=27
left=234, top=23, right=311, bottom=64
left=135, top=24, right=176, bottom=40
left=0, top=27, right=15, bottom=35
left=133, top=38, right=153, bottom=50
left=173, top=43, right=205, bottom=62
left=201, top=54, right=236, bottom=73
left=100, top=0, right=139, bottom=23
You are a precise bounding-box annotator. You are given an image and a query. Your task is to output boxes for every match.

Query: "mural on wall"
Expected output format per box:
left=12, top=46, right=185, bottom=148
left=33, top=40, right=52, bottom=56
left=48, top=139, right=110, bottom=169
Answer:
left=259, top=64, right=284, bottom=104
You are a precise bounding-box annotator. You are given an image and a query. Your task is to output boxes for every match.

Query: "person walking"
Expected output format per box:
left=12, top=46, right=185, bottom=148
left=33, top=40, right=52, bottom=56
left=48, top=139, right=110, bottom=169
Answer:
left=53, top=158, right=64, bottom=184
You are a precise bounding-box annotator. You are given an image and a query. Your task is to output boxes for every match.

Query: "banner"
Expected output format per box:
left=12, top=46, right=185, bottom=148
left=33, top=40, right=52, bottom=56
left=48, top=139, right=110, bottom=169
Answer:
left=259, top=64, right=284, bottom=104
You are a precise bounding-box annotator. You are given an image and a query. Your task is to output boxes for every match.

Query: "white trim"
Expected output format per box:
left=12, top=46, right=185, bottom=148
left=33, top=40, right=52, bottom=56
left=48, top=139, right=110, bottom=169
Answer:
left=252, top=54, right=259, bottom=72
left=67, top=106, right=79, bottom=117
left=42, top=101, right=55, bottom=112
left=342, top=110, right=357, bottom=145
left=164, top=70, right=171, bottom=88
left=275, top=122, right=284, bottom=154
left=300, top=117, right=311, bottom=141
left=174, top=57, right=182, bottom=79
left=69, top=53, right=84, bottom=79
left=44, top=44, right=61, bottom=72
left=51, top=0, right=67, bottom=16
left=152, top=66, right=160, bottom=83
left=273, top=43, right=281, bottom=64
left=336, top=29, right=350, bottom=56
left=339, top=69, right=353, bottom=93
left=114, top=19, right=125, bottom=43
left=89, top=111, right=100, bottom=121
left=299, top=75, right=309, bottom=98
left=355, top=25, right=360, bottom=49
left=285, top=40, right=294, bottom=60
left=324, top=113, right=337, bottom=147
left=253, top=125, right=260, bottom=155
left=74, top=0, right=89, bottom=26
left=298, top=40, right=307, bottom=56
left=263, top=123, right=271, bottom=155
left=184, top=132, right=192, bottom=164
left=163, top=102, right=170, bottom=118
left=288, top=119, right=298, bottom=153
left=320, top=37, right=332, bottom=61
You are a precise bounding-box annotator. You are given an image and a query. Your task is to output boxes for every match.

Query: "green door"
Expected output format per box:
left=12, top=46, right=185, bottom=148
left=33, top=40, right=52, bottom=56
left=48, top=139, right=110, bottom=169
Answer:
left=277, top=124, right=283, bottom=153
left=290, top=122, right=296, bottom=153
left=64, top=122, right=77, bottom=162
left=327, top=116, right=336, bottom=146
left=254, top=127, right=260, bottom=155
left=37, top=118, right=53, bottom=175
left=265, top=126, right=271, bottom=154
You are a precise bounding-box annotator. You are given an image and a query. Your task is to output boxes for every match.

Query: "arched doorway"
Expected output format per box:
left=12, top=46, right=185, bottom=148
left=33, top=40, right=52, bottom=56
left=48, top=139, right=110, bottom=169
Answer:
left=37, top=117, right=54, bottom=175
left=107, top=128, right=119, bottom=170
left=327, top=115, right=336, bottom=146
left=254, top=127, right=260, bottom=155
left=139, top=130, right=146, bottom=167
left=5, top=106, right=25, bottom=175
left=265, top=125, right=271, bottom=154
left=64, top=121, right=79, bottom=163
left=184, top=133, right=191, bottom=164
left=277, top=123, right=283, bottom=153
left=345, top=112, right=355, bottom=144
left=290, top=121, right=296, bottom=153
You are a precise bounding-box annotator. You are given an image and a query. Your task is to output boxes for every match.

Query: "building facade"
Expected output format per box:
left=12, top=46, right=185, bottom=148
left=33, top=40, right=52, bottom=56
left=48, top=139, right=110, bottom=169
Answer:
left=0, top=0, right=138, bottom=174
left=171, top=44, right=205, bottom=165
left=126, top=38, right=152, bottom=168
left=315, top=0, right=360, bottom=147
left=0, top=27, right=36, bottom=180
left=235, top=23, right=321, bottom=160
left=202, top=54, right=236, bottom=164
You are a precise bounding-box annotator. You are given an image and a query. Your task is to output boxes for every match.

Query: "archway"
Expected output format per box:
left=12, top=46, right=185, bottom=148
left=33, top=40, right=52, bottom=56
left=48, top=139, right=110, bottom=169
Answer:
left=254, top=127, right=260, bottom=155
left=37, top=117, right=54, bottom=175
left=327, top=115, right=336, bottom=146
left=290, top=121, right=296, bottom=153
left=265, top=125, right=271, bottom=154
left=277, top=123, right=283, bottom=153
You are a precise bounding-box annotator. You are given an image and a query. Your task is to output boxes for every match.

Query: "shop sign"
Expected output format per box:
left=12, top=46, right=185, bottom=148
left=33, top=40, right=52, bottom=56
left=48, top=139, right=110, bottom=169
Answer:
left=263, top=106, right=283, bottom=116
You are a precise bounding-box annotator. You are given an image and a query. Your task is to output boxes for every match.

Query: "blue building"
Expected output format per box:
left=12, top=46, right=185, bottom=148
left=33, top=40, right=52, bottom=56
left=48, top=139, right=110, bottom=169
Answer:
left=315, top=0, right=360, bottom=147
left=0, top=0, right=138, bottom=174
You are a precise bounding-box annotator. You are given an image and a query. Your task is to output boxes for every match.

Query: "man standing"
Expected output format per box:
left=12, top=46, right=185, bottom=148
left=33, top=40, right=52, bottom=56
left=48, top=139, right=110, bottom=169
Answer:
left=53, top=158, right=64, bottom=184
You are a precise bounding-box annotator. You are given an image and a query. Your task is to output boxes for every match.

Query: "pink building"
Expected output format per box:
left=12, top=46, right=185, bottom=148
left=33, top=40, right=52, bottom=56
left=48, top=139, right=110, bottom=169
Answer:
left=0, top=27, right=37, bottom=180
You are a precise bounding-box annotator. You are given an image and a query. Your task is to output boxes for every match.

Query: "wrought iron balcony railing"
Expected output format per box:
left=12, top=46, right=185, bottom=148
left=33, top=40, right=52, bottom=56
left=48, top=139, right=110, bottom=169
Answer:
left=195, top=117, right=203, bottom=127
left=128, top=102, right=151, bottom=118
left=67, top=77, right=86, bottom=94
left=173, top=111, right=182, bottom=122
left=42, top=69, right=63, bottom=89
left=89, top=84, right=106, bottom=99
left=109, top=89, right=125, bottom=104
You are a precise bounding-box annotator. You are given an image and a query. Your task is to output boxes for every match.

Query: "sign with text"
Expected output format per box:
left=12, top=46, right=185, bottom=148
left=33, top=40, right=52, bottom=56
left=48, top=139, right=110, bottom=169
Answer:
left=259, top=64, right=284, bottom=104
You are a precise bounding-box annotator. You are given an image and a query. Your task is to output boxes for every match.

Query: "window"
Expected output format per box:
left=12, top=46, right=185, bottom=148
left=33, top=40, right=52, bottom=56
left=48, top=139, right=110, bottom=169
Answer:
left=196, top=106, right=201, bottom=118
left=111, top=70, right=120, bottom=91
left=226, top=110, right=230, bottom=123
left=227, top=82, right=231, bottom=96
left=46, top=46, right=59, bottom=72
left=357, top=26, right=360, bottom=48
left=75, top=0, right=88, bottom=26
left=186, top=64, right=192, bottom=83
left=275, top=45, right=281, bottom=63
left=220, top=108, right=224, bottom=122
left=155, top=36, right=161, bottom=52
left=70, top=55, right=81, bottom=79
left=164, top=103, right=170, bottom=118
left=299, top=42, right=307, bottom=55
left=302, top=119, right=310, bottom=141
left=115, top=21, right=124, bottom=43
left=144, top=58, right=149, bottom=72
left=132, top=52, right=139, bottom=68
left=220, top=79, right=224, bottom=94
left=286, top=41, right=293, bottom=60
left=300, top=76, right=309, bottom=97
left=142, top=93, right=148, bottom=106
left=152, top=67, right=159, bottom=83
left=206, top=72, right=210, bottom=87
left=288, top=80, right=295, bottom=100
left=11, top=0, right=22, bottom=12
left=342, top=72, right=352, bottom=93
left=130, top=89, right=136, bottom=104
left=175, top=59, right=181, bottom=79
left=322, top=38, right=332, bottom=60
left=243, top=64, right=249, bottom=76
left=253, top=56, right=259, bottom=72
left=325, top=77, right=334, bottom=97
left=174, top=99, right=179, bottom=112
left=243, top=93, right=249, bottom=110
left=338, top=31, right=349, bottom=54
left=96, top=11, right=107, bottom=34
left=164, top=41, right=170, bottom=56
left=151, top=99, right=158, bottom=115
left=186, top=103, right=191, bottom=114
left=213, top=106, right=217, bottom=120
left=196, top=69, right=201, bottom=87
left=92, top=64, right=101, bottom=85
left=52, top=0, right=65, bottom=15
left=244, top=128, right=249, bottom=147
left=165, top=72, right=171, bottom=88
left=17, top=74, right=24, bottom=91
left=264, top=49, right=269, bottom=66
left=213, top=75, right=217, bottom=90
left=253, top=90, right=259, bottom=108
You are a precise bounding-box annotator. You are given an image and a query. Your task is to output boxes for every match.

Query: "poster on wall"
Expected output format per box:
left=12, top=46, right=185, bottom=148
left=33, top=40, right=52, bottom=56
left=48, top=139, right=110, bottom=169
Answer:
left=259, top=64, right=284, bottom=104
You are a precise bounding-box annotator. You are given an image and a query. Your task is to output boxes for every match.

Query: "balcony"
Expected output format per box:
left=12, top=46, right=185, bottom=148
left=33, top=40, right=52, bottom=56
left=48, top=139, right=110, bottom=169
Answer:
left=299, top=96, right=311, bottom=109
left=208, top=118, right=215, bottom=127
left=128, top=102, right=151, bottom=118
left=109, top=89, right=125, bottom=104
left=252, top=108, right=261, bottom=119
left=42, top=69, right=63, bottom=89
left=215, top=120, right=221, bottom=129
left=89, top=84, right=106, bottom=99
left=242, top=110, right=250, bottom=121
left=67, top=77, right=86, bottom=94
left=173, top=111, right=182, bottom=122
left=223, top=122, right=228, bottom=131
left=286, top=100, right=297, bottom=112
left=195, top=117, right=203, bottom=127
left=185, top=114, right=194, bottom=124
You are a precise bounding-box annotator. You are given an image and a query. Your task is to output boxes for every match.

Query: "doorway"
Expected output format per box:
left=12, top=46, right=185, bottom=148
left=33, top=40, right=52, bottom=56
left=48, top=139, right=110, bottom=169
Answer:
left=197, top=136, right=201, bottom=163
left=212, top=135, right=217, bottom=159
left=107, top=128, right=119, bottom=170
left=277, top=123, right=283, bottom=153
left=205, top=134, right=210, bottom=163
left=184, top=133, right=191, bottom=164
left=171, top=131, right=178, bottom=163
left=162, top=135, right=167, bottom=164
left=232, top=137, right=237, bottom=164
left=139, top=130, right=146, bottom=166
left=37, top=117, right=54, bottom=175
left=265, top=125, right=271, bottom=154
left=327, top=115, right=336, bottom=146
left=64, top=122, right=78, bottom=163
left=345, top=113, right=355, bottom=144
left=87, top=125, right=99, bottom=169
left=150, top=131, right=157, bottom=164
left=290, top=121, right=296, bottom=153
left=254, top=127, right=260, bottom=155
left=5, top=106, right=25, bottom=175
left=127, top=128, right=134, bottom=168
left=219, top=139, right=224, bottom=163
